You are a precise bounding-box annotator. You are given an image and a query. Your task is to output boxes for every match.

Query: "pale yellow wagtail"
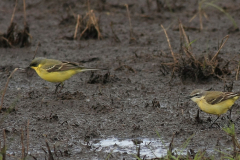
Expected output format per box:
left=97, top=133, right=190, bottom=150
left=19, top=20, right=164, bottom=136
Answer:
left=29, top=57, right=100, bottom=93
left=188, top=89, right=240, bottom=127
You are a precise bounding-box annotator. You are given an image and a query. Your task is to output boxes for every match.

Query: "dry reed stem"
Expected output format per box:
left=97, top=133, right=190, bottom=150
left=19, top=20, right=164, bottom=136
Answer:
left=1, top=37, right=14, bottom=48
left=110, top=22, right=121, bottom=43
left=89, top=10, right=102, bottom=39
left=11, top=0, right=18, bottom=24
left=179, top=22, right=191, bottom=50
left=80, top=10, right=102, bottom=40
left=198, top=4, right=203, bottom=30
left=179, top=21, right=198, bottom=62
left=87, top=0, right=90, bottom=12
left=125, top=4, right=134, bottom=39
left=27, top=120, right=30, bottom=155
left=211, top=35, right=229, bottom=61
left=23, top=0, right=26, bottom=25
left=32, top=42, right=41, bottom=59
left=21, top=129, right=25, bottom=159
left=3, top=129, right=6, bottom=160
left=0, top=68, right=19, bottom=110
left=189, top=13, right=197, bottom=22
left=74, top=15, right=80, bottom=40
left=236, top=64, right=240, bottom=81
left=161, top=24, right=177, bottom=63
left=46, top=140, right=54, bottom=160
left=202, top=11, right=209, bottom=20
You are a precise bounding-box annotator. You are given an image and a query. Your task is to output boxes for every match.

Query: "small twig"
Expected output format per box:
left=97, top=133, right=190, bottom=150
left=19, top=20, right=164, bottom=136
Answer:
left=11, top=0, right=18, bottom=24
left=0, top=68, right=19, bottom=110
left=74, top=15, right=80, bottom=40
left=211, top=35, right=229, bottom=61
left=32, top=42, right=41, bottom=59
left=236, top=64, right=240, bottom=81
left=161, top=24, right=177, bottom=63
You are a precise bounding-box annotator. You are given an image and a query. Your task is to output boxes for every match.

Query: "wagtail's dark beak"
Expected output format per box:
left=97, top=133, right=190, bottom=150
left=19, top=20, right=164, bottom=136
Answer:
left=186, top=95, right=192, bottom=99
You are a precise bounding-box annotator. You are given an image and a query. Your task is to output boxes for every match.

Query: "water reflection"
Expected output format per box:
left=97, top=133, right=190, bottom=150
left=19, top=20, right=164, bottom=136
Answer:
left=90, top=137, right=169, bottom=159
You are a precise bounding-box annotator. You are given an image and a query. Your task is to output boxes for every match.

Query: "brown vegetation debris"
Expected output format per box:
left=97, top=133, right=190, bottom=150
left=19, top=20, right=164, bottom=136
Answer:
left=0, top=23, right=31, bottom=48
left=0, top=0, right=31, bottom=48
left=162, top=22, right=231, bottom=82
left=64, top=9, right=102, bottom=40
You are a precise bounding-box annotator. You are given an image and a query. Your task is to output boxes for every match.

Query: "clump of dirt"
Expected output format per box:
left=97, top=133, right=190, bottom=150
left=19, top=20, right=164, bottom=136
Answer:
left=87, top=72, right=120, bottom=84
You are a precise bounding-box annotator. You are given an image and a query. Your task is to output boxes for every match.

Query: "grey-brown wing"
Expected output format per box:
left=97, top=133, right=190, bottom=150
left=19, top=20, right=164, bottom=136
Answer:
left=205, top=92, right=239, bottom=105
left=46, top=61, right=83, bottom=72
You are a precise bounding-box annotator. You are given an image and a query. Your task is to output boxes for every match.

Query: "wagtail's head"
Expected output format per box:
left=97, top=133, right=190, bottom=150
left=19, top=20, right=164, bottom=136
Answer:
left=187, top=89, right=205, bottom=102
left=29, top=57, right=46, bottom=69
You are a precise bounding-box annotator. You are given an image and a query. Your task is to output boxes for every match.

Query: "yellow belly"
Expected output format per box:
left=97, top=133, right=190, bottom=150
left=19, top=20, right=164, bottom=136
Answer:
left=196, top=97, right=238, bottom=116
left=34, top=67, right=78, bottom=83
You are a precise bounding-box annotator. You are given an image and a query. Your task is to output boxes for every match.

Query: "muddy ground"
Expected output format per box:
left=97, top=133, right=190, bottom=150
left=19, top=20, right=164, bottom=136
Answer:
left=1, top=0, right=240, bottom=159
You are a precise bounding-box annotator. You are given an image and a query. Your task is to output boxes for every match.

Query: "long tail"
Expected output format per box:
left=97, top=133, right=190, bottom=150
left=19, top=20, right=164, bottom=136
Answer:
left=77, top=68, right=101, bottom=73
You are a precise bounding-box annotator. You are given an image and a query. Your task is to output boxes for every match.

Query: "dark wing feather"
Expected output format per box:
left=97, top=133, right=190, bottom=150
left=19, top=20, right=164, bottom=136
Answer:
left=205, top=91, right=239, bottom=105
left=46, top=61, right=84, bottom=72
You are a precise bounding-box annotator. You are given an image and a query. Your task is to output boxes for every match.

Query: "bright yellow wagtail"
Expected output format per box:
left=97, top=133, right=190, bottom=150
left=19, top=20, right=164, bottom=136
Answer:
left=188, top=89, right=240, bottom=127
left=29, top=57, right=100, bottom=93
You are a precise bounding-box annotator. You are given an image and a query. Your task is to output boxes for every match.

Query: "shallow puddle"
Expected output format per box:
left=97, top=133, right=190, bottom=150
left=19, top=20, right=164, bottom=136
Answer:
left=90, top=137, right=169, bottom=159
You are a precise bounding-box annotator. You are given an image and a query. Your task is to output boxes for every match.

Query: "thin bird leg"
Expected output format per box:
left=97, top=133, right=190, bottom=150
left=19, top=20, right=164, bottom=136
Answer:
left=59, top=82, right=65, bottom=93
left=209, top=116, right=220, bottom=128
left=55, top=83, right=62, bottom=93
left=195, top=109, right=201, bottom=123
left=227, top=108, right=232, bottom=121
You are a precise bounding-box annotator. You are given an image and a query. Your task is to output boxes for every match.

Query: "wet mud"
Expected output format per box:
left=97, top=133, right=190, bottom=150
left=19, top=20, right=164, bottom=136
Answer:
left=1, top=0, right=240, bottom=159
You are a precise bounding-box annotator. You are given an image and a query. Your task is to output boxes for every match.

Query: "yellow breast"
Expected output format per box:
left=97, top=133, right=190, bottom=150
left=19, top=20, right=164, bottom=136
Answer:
left=196, top=97, right=239, bottom=116
left=33, top=67, right=78, bottom=83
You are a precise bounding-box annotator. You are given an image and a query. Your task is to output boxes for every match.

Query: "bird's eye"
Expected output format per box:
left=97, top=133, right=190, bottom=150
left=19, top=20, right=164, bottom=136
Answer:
left=30, top=62, right=38, bottom=67
left=194, top=93, right=200, bottom=97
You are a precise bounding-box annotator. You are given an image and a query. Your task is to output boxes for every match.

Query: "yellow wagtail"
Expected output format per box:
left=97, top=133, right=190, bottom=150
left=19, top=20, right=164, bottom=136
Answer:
left=29, top=57, right=100, bottom=93
left=188, top=89, right=240, bottom=127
